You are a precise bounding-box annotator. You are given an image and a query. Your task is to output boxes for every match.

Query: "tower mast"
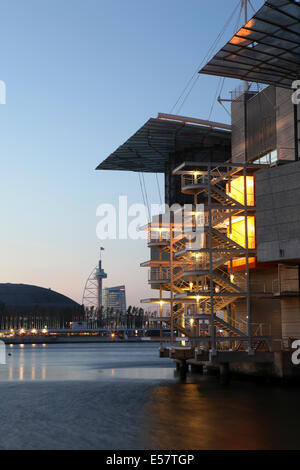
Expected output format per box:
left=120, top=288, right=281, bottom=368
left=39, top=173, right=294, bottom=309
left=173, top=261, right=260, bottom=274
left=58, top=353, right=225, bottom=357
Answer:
left=95, top=247, right=107, bottom=310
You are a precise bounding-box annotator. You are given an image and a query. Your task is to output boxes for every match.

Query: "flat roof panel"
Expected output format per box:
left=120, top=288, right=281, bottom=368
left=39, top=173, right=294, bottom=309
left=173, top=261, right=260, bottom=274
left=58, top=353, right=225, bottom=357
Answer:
left=199, top=0, right=300, bottom=88
left=96, top=117, right=231, bottom=173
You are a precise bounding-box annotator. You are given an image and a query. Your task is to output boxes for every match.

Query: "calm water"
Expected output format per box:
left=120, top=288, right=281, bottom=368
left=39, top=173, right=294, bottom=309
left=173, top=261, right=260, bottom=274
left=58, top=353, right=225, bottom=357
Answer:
left=0, top=342, right=299, bottom=450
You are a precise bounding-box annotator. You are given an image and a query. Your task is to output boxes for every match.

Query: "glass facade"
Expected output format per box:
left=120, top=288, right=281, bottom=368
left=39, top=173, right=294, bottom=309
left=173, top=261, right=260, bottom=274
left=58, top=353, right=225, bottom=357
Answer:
left=103, top=286, right=126, bottom=313
left=253, top=149, right=278, bottom=165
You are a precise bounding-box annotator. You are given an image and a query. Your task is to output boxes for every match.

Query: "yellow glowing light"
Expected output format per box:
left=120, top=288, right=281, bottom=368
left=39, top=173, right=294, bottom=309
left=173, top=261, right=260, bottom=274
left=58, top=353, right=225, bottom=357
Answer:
left=230, top=274, right=235, bottom=283
left=228, top=216, right=256, bottom=249
left=190, top=318, right=194, bottom=327
left=31, top=329, right=37, bottom=335
left=226, top=176, right=255, bottom=206
left=41, top=328, right=48, bottom=334
left=189, top=282, right=193, bottom=290
left=196, top=296, right=201, bottom=302
left=229, top=21, right=255, bottom=45
left=19, top=328, right=25, bottom=335
left=231, top=257, right=256, bottom=270
left=159, top=300, right=164, bottom=306
left=111, top=333, right=115, bottom=338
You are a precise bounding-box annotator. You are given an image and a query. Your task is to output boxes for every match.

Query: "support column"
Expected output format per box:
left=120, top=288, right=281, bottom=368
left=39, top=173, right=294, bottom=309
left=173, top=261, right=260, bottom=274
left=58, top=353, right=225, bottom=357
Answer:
left=243, top=166, right=253, bottom=354
left=208, top=165, right=216, bottom=355
left=170, top=221, right=174, bottom=347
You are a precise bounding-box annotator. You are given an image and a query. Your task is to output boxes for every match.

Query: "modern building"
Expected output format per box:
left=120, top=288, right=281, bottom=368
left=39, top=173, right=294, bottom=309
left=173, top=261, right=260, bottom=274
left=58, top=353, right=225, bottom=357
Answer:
left=97, top=0, right=300, bottom=375
left=103, top=286, right=127, bottom=313
left=0, top=283, right=84, bottom=329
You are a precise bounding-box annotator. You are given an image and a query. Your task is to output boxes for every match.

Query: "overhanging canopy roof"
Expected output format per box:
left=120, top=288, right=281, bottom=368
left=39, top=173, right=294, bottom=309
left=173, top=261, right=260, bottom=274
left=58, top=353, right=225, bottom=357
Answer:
left=199, top=0, right=300, bottom=89
left=96, top=116, right=231, bottom=173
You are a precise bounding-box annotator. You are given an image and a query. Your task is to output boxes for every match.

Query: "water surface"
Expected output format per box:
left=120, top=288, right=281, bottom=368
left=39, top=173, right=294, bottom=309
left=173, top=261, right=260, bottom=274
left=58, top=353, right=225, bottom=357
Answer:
left=0, top=343, right=299, bottom=450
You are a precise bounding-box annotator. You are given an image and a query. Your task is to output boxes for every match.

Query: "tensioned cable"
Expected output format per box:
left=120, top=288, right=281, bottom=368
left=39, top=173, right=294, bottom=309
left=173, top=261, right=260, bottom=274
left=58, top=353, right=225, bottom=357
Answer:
left=176, top=1, right=243, bottom=114
left=138, top=1, right=246, bottom=214
left=170, top=0, right=242, bottom=115
left=155, top=173, right=163, bottom=206
left=248, top=0, right=257, bottom=14
left=218, top=99, right=231, bottom=117
left=141, top=172, right=151, bottom=222
left=208, top=77, right=225, bottom=121
left=171, top=1, right=241, bottom=114
left=211, top=0, right=244, bottom=119
left=138, top=173, right=149, bottom=221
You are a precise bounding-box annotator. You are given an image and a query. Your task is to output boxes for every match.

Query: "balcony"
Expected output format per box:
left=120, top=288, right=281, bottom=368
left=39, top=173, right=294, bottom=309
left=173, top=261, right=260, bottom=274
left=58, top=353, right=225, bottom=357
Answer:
left=181, top=174, right=208, bottom=194
left=148, top=230, right=170, bottom=247
left=148, top=268, right=171, bottom=284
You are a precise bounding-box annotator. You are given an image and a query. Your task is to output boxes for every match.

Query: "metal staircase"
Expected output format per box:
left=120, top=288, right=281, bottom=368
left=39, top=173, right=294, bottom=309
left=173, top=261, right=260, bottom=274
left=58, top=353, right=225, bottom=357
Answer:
left=143, top=162, right=259, bottom=351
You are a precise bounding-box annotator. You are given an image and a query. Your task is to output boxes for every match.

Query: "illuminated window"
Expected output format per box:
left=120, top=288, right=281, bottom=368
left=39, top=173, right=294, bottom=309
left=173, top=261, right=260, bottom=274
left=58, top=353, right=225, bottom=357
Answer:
left=254, top=149, right=278, bottom=165
left=228, top=216, right=256, bottom=249
left=226, top=176, right=255, bottom=206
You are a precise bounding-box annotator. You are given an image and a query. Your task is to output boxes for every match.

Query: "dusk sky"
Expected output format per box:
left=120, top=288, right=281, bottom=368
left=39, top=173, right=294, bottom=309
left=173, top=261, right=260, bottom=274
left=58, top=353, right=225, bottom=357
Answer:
left=0, top=0, right=264, bottom=307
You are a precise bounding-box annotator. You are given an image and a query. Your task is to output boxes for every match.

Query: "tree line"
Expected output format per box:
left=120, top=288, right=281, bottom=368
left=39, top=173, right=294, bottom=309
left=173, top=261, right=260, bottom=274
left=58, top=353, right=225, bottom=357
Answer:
left=0, top=302, right=160, bottom=330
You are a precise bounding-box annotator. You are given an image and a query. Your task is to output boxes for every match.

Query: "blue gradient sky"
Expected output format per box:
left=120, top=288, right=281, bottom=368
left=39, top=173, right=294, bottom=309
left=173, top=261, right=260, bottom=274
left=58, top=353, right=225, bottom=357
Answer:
left=0, top=0, right=264, bottom=306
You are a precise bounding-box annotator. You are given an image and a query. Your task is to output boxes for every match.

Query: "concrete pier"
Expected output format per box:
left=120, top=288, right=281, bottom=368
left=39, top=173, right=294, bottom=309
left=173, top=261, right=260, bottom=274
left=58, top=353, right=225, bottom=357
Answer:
left=170, top=348, right=300, bottom=383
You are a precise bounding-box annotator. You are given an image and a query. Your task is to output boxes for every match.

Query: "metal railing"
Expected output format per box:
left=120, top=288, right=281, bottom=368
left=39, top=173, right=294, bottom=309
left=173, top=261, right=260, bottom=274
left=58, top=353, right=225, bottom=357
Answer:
left=148, top=268, right=170, bottom=282
left=148, top=231, right=170, bottom=244
left=216, top=311, right=271, bottom=337
left=183, top=253, right=231, bottom=272
left=181, top=174, right=208, bottom=188
left=148, top=267, right=183, bottom=283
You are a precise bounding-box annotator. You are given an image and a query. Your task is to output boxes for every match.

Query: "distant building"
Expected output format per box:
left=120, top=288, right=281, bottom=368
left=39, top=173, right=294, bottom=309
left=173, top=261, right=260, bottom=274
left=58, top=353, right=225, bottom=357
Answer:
left=0, top=283, right=84, bottom=329
left=103, top=286, right=126, bottom=313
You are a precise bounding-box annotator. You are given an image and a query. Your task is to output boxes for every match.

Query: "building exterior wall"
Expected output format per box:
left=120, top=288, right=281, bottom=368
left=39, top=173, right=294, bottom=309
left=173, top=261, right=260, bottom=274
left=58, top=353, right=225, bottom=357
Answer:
left=231, top=94, right=247, bottom=163
left=281, top=298, right=300, bottom=345
left=276, top=88, right=296, bottom=161
left=247, top=86, right=276, bottom=161
left=231, top=86, right=296, bottom=164
left=232, top=266, right=282, bottom=349
left=297, top=101, right=300, bottom=160
left=256, top=160, right=300, bottom=263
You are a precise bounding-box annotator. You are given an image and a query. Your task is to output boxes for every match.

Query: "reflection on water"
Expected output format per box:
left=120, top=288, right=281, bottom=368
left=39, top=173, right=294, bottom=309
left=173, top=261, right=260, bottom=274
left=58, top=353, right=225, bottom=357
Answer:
left=4, top=344, right=52, bottom=382
left=0, top=343, right=299, bottom=450
left=102, top=367, right=174, bottom=380
left=0, top=343, right=174, bottom=382
left=146, top=383, right=267, bottom=450
left=147, top=381, right=300, bottom=450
